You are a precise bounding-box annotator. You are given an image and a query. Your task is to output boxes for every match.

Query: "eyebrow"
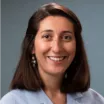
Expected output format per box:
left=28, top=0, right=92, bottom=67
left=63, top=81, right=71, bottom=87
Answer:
left=41, top=29, right=73, bottom=34
left=41, top=30, right=53, bottom=33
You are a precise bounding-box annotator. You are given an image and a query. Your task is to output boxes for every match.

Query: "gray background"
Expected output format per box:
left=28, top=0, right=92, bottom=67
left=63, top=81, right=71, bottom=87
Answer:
left=1, top=0, right=104, bottom=97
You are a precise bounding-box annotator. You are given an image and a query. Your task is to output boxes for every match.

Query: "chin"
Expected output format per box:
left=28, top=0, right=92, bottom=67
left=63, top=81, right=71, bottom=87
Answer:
left=48, top=67, right=66, bottom=75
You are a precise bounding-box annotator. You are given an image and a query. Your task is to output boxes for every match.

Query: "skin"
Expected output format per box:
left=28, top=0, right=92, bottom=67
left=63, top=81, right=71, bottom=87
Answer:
left=32, top=16, right=76, bottom=104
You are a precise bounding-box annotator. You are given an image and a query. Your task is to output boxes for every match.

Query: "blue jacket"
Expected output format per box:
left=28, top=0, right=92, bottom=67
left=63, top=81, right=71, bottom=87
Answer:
left=0, top=88, right=104, bottom=104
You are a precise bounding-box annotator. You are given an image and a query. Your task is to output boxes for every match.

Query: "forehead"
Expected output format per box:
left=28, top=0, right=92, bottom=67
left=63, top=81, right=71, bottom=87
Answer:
left=38, top=16, right=74, bottom=32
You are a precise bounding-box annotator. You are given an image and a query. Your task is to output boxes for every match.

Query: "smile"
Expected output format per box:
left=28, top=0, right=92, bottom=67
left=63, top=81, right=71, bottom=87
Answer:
left=48, top=56, right=66, bottom=62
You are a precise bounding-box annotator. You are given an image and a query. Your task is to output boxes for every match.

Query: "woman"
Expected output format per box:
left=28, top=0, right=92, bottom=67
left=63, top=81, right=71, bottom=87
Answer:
left=0, top=3, right=104, bottom=104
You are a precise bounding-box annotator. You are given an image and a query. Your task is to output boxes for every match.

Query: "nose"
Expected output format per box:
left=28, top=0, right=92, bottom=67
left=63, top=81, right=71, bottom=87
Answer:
left=51, top=39, right=63, bottom=53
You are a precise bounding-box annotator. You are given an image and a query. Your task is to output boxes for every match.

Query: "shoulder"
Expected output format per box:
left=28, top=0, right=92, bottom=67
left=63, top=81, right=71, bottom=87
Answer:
left=0, top=89, right=42, bottom=104
left=0, top=89, right=27, bottom=104
left=84, top=88, right=104, bottom=103
left=70, top=88, right=104, bottom=104
left=86, top=88, right=104, bottom=103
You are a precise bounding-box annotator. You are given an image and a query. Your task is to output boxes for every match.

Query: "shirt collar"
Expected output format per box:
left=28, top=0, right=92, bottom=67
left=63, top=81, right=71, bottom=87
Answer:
left=70, top=92, right=84, bottom=99
left=35, top=89, right=84, bottom=104
left=67, top=92, right=84, bottom=104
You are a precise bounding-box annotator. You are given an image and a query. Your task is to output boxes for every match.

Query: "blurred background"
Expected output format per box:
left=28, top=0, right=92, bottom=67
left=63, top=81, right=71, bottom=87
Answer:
left=1, top=0, right=104, bottom=97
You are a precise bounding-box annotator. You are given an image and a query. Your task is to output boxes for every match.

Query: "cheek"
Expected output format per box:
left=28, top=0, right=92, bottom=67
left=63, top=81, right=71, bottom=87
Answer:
left=65, top=42, right=76, bottom=55
left=71, top=45, right=76, bottom=54
left=35, top=40, right=49, bottom=55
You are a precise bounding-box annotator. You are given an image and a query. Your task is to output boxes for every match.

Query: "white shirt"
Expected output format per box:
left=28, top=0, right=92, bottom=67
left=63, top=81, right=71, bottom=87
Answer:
left=0, top=88, right=104, bottom=104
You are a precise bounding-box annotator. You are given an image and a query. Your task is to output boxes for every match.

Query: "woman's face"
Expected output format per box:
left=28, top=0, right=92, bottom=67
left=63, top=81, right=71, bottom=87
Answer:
left=33, top=16, right=76, bottom=77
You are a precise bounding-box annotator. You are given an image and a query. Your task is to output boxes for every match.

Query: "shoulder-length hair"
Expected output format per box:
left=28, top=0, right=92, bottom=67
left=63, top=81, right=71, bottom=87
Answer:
left=10, top=3, right=90, bottom=93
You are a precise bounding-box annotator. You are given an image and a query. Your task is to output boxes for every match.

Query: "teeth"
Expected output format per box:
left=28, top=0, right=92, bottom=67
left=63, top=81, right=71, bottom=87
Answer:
left=48, top=56, right=65, bottom=61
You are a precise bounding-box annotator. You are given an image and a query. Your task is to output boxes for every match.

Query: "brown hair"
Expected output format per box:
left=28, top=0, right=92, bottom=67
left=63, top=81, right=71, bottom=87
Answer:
left=10, top=3, right=90, bottom=93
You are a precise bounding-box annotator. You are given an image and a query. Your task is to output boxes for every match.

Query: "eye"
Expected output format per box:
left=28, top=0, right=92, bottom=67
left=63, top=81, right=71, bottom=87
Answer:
left=42, top=34, right=52, bottom=40
left=62, top=35, right=72, bottom=41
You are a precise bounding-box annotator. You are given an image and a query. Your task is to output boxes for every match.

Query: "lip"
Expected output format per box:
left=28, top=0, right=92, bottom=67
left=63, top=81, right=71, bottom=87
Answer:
left=47, top=56, right=66, bottom=58
left=47, top=56, right=67, bottom=63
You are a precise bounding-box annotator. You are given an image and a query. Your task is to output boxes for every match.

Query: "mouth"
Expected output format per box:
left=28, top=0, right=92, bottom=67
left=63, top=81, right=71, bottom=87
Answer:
left=47, top=56, right=67, bottom=62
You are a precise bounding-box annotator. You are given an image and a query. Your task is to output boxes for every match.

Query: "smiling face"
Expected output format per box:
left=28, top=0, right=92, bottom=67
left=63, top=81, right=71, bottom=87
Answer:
left=33, top=16, right=76, bottom=77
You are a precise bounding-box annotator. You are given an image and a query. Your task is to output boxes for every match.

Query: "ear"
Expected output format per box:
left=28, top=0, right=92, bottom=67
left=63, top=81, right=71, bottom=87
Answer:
left=32, top=47, right=35, bottom=54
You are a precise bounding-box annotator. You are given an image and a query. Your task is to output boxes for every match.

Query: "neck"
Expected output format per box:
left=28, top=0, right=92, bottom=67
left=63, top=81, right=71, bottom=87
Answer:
left=40, top=72, right=64, bottom=96
left=39, top=70, right=67, bottom=104
left=44, top=75, right=63, bottom=94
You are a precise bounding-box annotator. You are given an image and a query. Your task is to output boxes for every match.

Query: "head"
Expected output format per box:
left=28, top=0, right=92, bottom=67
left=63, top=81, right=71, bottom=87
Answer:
left=10, top=3, right=90, bottom=93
